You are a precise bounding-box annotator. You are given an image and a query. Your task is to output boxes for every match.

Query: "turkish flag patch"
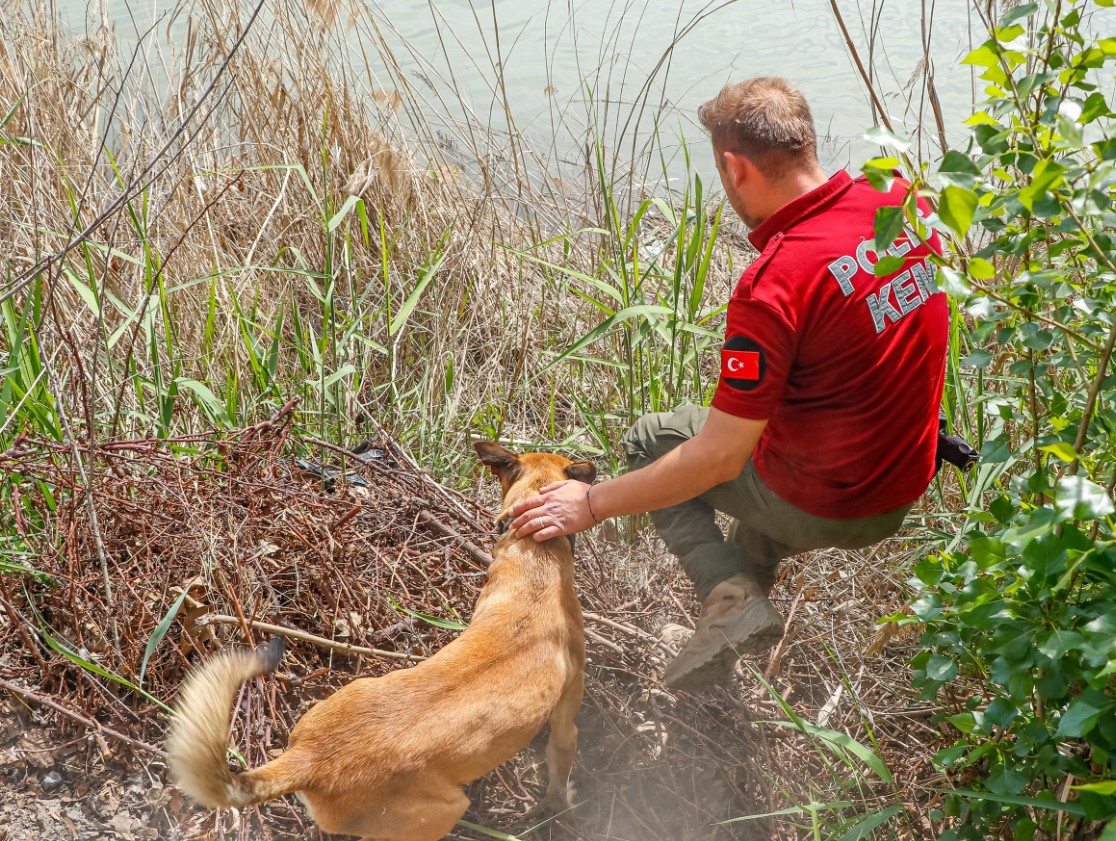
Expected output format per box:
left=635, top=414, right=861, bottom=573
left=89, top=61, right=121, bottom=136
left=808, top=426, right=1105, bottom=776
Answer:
left=721, top=335, right=765, bottom=391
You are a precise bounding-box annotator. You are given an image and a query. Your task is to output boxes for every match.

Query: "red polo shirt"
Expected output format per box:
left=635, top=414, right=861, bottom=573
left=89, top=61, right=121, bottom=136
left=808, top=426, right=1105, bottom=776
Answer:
left=712, top=170, right=947, bottom=519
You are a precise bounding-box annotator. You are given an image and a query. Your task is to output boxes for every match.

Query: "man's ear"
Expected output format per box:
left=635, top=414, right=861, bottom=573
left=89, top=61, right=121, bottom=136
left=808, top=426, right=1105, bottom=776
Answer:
left=563, top=460, right=597, bottom=485
left=473, top=441, right=520, bottom=479
left=722, top=150, right=750, bottom=190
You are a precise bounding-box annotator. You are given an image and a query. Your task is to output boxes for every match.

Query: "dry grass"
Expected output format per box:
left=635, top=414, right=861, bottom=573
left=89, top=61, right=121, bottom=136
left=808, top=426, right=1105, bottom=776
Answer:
left=0, top=412, right=952, bottom=841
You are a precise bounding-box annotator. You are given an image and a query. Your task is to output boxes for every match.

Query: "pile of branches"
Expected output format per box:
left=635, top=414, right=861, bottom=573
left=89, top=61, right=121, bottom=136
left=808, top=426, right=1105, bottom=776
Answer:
left=0, top=406, right=798, bottom=840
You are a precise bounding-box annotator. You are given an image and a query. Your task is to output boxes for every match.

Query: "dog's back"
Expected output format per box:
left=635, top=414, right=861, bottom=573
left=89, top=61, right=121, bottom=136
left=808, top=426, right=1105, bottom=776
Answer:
left=288, top=530, right=583, bottom=786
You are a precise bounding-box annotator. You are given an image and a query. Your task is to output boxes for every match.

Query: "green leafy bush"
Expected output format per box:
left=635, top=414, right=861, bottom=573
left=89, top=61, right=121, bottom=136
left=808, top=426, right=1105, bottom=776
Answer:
left=880, top=2, right=1116, bottom=837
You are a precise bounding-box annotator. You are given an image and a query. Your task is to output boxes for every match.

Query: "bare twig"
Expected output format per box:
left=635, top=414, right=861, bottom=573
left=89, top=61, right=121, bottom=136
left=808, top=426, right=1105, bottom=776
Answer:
left=0, top=677, right=166, bottom=759
left=195, top=614, right=429, bottom=663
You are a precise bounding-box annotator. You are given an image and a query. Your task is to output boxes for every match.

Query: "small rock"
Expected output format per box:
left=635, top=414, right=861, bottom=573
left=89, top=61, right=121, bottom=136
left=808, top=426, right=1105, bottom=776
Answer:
left=109, top=811, right=137, bottom=839
left=41, top=770, right=63, bottom=793
left=658, top=623, right=693, bottom=647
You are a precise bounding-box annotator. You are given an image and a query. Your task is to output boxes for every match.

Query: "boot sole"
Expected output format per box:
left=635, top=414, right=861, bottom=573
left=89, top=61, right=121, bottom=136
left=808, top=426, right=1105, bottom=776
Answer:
left=663, top=598, right=784, bottom=691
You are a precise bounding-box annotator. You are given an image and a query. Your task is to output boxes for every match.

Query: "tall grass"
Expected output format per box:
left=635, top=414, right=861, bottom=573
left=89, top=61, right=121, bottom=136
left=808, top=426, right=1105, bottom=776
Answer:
left=0, top=0, right=745, bottom=482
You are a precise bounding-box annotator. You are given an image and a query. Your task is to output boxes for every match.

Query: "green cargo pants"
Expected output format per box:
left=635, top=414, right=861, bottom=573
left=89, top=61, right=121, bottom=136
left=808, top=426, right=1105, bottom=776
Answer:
left=622, top=405, right=912, bottom=602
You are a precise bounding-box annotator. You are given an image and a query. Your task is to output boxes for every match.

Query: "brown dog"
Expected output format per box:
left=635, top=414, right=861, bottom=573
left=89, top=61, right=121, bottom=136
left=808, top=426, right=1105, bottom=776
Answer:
left=166, top=442, right=595, bottom=840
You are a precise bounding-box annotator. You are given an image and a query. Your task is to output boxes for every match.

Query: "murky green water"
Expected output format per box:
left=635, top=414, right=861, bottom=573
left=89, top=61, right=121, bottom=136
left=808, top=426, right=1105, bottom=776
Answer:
left=42, top=1, right=1106, bottom=179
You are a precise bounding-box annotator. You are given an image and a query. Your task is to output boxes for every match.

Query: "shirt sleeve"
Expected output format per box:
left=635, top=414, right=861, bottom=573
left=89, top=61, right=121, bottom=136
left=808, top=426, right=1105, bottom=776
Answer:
left=711, top=297, right=797, bottom=419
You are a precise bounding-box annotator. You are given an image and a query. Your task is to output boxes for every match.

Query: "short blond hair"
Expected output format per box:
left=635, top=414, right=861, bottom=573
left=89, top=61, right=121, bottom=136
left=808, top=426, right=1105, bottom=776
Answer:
left=698, top=77, right=818, bottom=178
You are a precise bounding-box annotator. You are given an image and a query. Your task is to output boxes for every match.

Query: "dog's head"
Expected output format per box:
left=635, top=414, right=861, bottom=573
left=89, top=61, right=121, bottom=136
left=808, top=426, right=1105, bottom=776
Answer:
left=473, top=442, right=596, bottom=509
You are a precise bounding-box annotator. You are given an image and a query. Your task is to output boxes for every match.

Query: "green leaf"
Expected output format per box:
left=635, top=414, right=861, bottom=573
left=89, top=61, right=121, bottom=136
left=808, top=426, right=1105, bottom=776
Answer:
left=864, top=126, right=910, bottom=152
left=1002, top=2, right=1038, bottom=25
left=988, top=766, right=1027, bottom=796
left=390, top=245, right=447, bottom=337
left=946, top=712, right=977, bottom=734
left=1003, top=507, right=1058, bottom=547
left=990, top=495, right=1016, bottom=523
left=326, top=194, right=365, bottom=232
left=321, top=364, right=358, bottom=388
left=1058, top=114, right=1084, bottom=146
left=961, top=348, right=994, bottom=368
left=0, top=135, right=42, bottom=148
left=942, top=788, right=1086, bottom=817
left=1040, top=441, right=1078, bottom=463
left=873, top=255, right=906, bottom=277
left=926, top=653, right=958, bottom=682
left=864, top=156, right=901, bottom=170
left=1081, top=92, right=1112, bottom=124
left=174, top=378, right=232, bottom=427
left=1019, top=158, right=1065, bottom=211
left=861, top=157, right=900, bottom=192
left=1057, top=692, right=1114, bottom=738
left=962, top=43, right=1001, bottom=68
left=1099, top=818, right=1116, bottom=841
left=389, top=596, right=466, bottom=631
left=1055, top=476, right=1115, bottom=520
left=967, top=257, right=995, bottom=279
left=139, top=588, right=191, bottom=687
left=0, top=95, right=24, bottom=130
left=63, top=266, right=103, bottom=317
left=763, top=720, right=894, bottom=783
left=939, top=185, right=978, bottom=238
left=993, top=24, right=1025, bottom=43
left=863, top=166, right=895, bottom=193
left=938, top=152, right=983, bottom=191
left=1036, top=629, right=1084, bottom=659
left=937, top=266, right=971, bottom=297
left=965, top=111, right=1003, bottom=127
left=1085, top=613, right=1116, bottom=636
left=833, top=806, right=904, bottom=841
left=1074, top=782, right=1116, bottom=796
left=984, top=698, right=1017, bottom=729
left=873, top=205, right=906, bottom=251
left=546, top=304, right=677, bottom=371
left=934, top=744, right=968, bottom=767
left=42, top=628, right=173, bottom=715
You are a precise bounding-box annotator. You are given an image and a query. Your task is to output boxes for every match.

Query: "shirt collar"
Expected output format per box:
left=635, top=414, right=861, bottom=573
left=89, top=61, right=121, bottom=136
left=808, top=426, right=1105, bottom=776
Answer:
left=747, top=170, right=854, bottom=251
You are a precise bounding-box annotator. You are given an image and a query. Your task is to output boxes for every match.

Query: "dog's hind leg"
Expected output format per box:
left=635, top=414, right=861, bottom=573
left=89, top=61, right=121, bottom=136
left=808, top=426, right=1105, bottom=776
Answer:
left=354, top=782, right=468, bottom=841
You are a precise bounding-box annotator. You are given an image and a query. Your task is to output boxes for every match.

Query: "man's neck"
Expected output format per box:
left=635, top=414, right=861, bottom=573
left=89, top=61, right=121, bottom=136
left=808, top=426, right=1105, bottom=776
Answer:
left=752, top=166, right=829, bottom=228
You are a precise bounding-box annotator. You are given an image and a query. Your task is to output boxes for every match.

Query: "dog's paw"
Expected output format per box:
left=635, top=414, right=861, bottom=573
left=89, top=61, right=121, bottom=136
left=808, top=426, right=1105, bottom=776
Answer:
left=525, top=786, right=575, bottom=822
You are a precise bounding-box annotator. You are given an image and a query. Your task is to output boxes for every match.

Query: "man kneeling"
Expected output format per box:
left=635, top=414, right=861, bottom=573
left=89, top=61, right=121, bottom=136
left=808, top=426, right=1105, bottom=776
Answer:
left=506, top=76, right=947, bottom=690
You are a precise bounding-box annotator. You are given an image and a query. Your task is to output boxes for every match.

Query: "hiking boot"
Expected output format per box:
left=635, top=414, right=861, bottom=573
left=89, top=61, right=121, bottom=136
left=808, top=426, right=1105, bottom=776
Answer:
left=663, top=574, right=784, bottom=690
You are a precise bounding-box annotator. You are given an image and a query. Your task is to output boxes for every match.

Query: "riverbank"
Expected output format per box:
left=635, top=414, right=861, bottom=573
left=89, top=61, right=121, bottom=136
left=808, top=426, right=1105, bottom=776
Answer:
left=2, top=1, right=976, bottom=839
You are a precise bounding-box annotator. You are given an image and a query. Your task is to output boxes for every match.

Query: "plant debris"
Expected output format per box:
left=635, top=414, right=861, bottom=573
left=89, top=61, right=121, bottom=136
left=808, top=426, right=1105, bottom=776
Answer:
left=0, top=407, right=953, bottom=840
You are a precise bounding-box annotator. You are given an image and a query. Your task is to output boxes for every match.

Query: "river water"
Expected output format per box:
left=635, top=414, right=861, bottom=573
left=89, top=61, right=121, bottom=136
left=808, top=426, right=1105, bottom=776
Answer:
left=40, top=1, right=1107, bottom=183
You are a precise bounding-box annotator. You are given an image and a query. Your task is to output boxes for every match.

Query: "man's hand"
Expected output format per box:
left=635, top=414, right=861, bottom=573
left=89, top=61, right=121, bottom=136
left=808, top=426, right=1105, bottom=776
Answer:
left=506, top=408, right=766, bottom=544
left=507, top=479, right=595, bottom=542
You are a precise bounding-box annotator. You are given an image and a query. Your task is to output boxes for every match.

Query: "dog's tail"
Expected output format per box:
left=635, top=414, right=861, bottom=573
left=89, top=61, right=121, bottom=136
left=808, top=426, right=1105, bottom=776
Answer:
left=167, top=637, right=301, bottom=809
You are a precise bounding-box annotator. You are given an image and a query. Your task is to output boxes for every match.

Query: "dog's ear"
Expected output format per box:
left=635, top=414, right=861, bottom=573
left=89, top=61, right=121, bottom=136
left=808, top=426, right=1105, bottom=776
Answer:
left=473, top=441, right=521, bottom=479
left=563, top=460, right=597, bottom=485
